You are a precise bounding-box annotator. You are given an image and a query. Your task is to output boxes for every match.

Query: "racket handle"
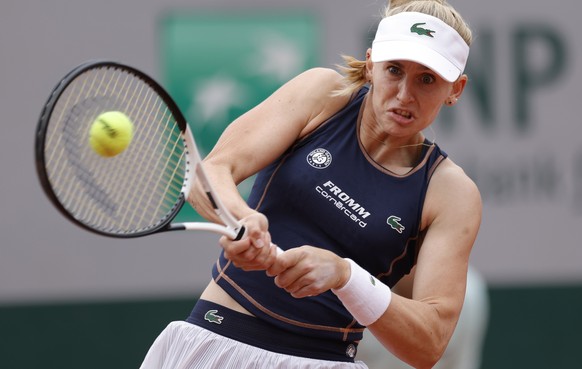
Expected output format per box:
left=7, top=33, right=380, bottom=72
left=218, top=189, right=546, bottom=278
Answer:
left=233, top=225, right=246, bottom=241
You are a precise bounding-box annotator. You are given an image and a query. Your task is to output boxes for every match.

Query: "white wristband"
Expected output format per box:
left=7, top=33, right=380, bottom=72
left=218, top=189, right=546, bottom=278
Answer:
left=332, top=258, right=392, bottom=326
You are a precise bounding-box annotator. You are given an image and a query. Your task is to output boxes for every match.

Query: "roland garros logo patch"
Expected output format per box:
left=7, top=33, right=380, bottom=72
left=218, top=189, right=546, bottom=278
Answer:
left=307, top=148, right=332, bottom=169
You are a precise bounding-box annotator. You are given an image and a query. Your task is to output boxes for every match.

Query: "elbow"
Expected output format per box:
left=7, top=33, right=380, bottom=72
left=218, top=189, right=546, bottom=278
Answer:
left=410, top=352, right=444, bottom=369
left=408, top=337, right=448, bottom=369
left=422, top=350, right=445, bottom=369
left=412, top=355, right=442, bottom=369
left=411, top=304, right=460, bottom=368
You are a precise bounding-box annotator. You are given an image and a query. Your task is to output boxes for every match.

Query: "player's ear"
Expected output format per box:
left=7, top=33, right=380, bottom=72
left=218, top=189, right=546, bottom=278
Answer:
left=452, top=74, right=468, bottom=99
left=446, top=74, right=468, bottom=106
left=365, top=48, right=373, bottom=83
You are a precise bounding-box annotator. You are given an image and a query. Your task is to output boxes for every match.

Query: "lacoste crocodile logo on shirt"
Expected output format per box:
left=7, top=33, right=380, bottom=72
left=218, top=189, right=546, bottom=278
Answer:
left=387, top=215, right=405, bottom=234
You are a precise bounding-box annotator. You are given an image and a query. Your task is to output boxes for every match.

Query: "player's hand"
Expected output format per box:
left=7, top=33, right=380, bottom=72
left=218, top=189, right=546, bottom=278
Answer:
left=219, top=212, right=277, bottom=271
left=266, top=246, right=350, bottom=298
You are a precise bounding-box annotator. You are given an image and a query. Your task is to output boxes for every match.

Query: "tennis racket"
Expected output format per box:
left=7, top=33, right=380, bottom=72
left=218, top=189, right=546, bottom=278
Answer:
left=35, top=60, right=246, bottom=240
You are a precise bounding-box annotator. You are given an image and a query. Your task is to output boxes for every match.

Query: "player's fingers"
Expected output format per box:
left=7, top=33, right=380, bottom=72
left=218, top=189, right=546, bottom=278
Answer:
left=220, top=236, right=252, bottom=259
left=240, top=244, right=279, bottom=271
left=228, top=241, right=279, bottom=271
left=265, top=245, right=285, bottom=276
left=289, top=284, right=320, bottom=298
left=239, top=241, right=269, bottom=262
left=240, top=212, right=270, bottom=249
left=250, top=230, right=271, bottom=250
left=265, top=247, right=299, bottom=276
left=277, top=271, right=324, bottom=298
left=273, top=257, right=313, bottom=290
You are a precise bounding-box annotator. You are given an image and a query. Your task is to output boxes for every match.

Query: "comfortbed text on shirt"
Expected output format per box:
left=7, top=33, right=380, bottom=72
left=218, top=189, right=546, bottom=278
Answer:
left=315, top=180, right=370, bottom=228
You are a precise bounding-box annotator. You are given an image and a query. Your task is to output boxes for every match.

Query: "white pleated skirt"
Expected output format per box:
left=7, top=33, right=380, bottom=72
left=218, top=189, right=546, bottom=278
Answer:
left=139, top=321, right=369, bottom=369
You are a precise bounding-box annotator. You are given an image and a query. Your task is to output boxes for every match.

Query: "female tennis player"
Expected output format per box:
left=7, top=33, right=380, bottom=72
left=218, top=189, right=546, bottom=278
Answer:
left=140, top=0, right=481, bottom=368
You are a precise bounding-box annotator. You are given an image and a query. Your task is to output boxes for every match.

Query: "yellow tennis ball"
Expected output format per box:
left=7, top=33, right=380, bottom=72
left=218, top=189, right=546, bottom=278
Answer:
left=89, top=111, right=134, bottom=157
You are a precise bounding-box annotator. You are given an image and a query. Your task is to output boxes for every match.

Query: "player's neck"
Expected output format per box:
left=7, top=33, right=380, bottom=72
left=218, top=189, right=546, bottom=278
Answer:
left=359, top=126, right=427, bottom=174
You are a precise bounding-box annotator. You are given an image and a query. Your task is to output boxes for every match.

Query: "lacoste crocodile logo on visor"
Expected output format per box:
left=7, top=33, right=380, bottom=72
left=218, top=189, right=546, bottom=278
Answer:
left=410, top=22, right=435, bottom=37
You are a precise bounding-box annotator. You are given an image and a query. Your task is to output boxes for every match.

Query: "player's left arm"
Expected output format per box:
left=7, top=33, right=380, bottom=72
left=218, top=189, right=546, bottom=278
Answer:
left=268, top=158, right=481, bottom=368
left=367, top=159, right=482, bottom=368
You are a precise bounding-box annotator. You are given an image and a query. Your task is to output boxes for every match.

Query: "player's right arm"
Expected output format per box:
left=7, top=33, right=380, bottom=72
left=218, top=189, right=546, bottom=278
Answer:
left=188, top=68, right=349, bottom=269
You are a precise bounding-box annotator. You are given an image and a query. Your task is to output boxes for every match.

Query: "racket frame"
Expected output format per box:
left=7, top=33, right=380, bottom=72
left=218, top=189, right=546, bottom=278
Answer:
left=35, top=60, right=245, bottom=240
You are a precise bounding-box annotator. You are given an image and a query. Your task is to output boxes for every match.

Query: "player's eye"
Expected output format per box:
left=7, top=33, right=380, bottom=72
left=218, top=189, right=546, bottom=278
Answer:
left=387, top=65, right=402, bottom=76
left=420, top=73, right=436, bottom=84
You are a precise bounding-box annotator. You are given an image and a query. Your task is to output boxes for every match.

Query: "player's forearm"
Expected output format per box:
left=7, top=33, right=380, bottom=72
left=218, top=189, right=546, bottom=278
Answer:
left=332, top=260, right=454, bottom=368
left=368, top=295, right=455, bottom=369
left=187, top=162, right=255, bottom=225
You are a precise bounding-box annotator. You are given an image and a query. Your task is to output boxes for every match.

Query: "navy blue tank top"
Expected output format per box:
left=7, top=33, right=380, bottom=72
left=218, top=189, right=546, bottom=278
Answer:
left=212, top=86, right=447, bottom=343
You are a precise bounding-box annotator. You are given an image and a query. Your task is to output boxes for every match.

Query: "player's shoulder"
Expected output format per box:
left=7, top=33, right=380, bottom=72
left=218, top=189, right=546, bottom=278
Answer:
left=431, top=158, right=479, bottom=193
left=287, top=68, right=353, bottom=136
left=277, top=67, right=346, bottom=103
left=298, top=67, right=344, bottom=84
left=431, top=158, right=481, bottom=207
left=291, top=68, right=346, bottom=97
left=421, top=157, right=482, bottom=231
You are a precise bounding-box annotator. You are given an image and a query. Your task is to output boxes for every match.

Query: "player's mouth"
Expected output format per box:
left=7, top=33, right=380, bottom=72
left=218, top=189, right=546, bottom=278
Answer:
left=393, top=109, right=412, bottom=119
left=389, top=108, right=414, bottom=124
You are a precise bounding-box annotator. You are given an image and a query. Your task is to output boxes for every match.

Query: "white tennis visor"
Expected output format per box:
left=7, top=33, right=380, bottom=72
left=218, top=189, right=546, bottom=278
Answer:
left=371, top=12, right=469, bottom=82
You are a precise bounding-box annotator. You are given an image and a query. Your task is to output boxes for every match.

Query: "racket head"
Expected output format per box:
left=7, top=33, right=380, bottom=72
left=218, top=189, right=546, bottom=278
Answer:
left=35, top=60, right=192, bottom=238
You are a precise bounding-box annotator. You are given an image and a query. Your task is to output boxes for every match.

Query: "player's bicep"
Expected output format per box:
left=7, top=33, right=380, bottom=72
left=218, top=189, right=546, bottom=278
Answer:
left=412, top=168, right=482, bottom=316
left=205, top=68, right=347, bottom=182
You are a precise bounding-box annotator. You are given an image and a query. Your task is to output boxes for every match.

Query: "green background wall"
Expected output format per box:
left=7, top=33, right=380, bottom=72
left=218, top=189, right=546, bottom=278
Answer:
left=1, top=285, right=581, bottom=369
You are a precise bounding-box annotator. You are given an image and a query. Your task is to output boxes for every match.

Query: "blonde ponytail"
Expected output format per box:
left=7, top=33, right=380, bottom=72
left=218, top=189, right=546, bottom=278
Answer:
left=332, top=55, right=368, bottom=97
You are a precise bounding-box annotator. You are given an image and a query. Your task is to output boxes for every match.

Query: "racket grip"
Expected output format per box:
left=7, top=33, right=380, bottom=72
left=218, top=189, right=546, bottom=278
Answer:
left=233, top=225, right=246, bottom=241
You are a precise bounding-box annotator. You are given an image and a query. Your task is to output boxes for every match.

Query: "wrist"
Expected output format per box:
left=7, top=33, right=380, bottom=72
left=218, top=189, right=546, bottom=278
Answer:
left=331, top=258, right=392, bottom=326
left=335, top=258, right=352, bottom=290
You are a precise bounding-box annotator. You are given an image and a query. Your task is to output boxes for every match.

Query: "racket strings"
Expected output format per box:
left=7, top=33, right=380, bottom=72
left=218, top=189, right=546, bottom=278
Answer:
left=113, top=74, right=170, bottom=230
left=144, top=108, right=185, bottom=223
left=43, top=65, right=186, bottom=235
left=72, top=69, right=126, bottom=222
left=122, top=96, right=183, bottom=230
left=53, top=73, right=118, bottom=220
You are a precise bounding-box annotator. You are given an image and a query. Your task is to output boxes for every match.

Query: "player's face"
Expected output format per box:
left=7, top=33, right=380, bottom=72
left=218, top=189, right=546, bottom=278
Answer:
left=367, top=60, right=457, bottom=138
